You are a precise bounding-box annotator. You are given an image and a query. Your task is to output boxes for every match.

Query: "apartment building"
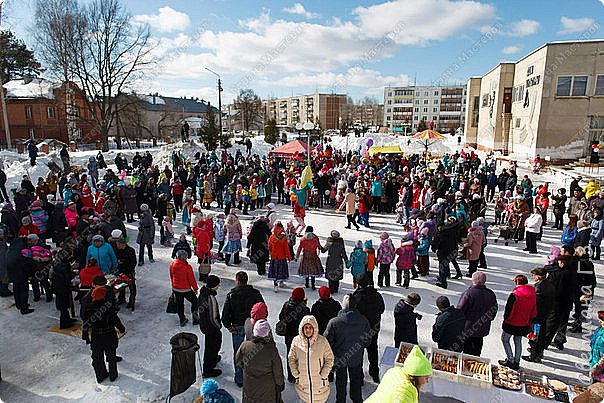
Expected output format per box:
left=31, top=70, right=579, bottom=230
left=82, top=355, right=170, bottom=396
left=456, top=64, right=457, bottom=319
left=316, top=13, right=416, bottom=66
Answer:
left=263, top=93, right=349, bottom=130
left=339, top=103, right=384, bottom=128
left=383, top=85, right=467, bottom=134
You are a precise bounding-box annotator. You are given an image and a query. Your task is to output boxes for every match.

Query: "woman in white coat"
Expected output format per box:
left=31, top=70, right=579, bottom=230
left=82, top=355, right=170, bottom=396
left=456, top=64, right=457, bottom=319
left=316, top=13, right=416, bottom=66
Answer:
left=287, top=315, right=334, bottom=403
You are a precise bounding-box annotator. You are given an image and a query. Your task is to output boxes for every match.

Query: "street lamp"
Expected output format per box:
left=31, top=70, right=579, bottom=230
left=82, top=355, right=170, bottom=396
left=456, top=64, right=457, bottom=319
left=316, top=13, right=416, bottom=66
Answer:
left=302, top=122, right=314, bottom=166
left=205, top=67, right=223, bottom=140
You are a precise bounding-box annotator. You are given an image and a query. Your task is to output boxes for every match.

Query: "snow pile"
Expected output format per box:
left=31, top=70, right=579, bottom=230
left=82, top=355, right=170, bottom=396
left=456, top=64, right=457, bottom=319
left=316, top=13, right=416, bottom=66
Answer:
left=3, top=78, right=58, bottom=99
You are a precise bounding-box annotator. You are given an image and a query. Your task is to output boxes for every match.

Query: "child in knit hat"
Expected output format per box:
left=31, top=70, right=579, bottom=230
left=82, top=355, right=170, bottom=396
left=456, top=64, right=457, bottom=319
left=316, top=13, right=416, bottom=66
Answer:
left=376, top=232, right=395, bottom=287
left=416, top=227, right=430, bottom=276
left=395, top=232, right=416, bottom=288
left=364, top=239, right=376, bottom=285
left=194, top=379, right=234, bottom=403
left=161, top=216, right=174, bottom=247
left=347, top=240, right=367, bottom=288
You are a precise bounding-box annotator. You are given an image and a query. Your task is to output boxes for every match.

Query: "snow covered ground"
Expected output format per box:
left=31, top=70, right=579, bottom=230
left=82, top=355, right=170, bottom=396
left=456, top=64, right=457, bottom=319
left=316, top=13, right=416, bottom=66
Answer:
left=0, top=139, right=599, bottom=403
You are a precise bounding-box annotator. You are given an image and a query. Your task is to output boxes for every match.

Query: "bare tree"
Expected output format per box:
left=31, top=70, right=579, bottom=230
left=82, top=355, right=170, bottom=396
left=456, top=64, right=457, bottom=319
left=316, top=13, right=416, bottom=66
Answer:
left=32, top=0, right=84, bottom=143
left=32, top=0, right=154, bottom=151
left=233, top=89, right=262, bottom=134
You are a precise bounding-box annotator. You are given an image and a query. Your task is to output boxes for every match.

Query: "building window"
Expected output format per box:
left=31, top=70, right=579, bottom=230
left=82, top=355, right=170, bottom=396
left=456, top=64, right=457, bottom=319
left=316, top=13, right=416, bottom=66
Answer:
left=572, top=76, right=588, bottom=96
left=415, top=100, right=419, bottom=105
left=432, top=116, right=438, bottom=121
left=47, top=107, right=55, bottom=119
left=388, top=92, right=392, bottom=97
left=596, top=75, right=604, bottom=95
left=414, top=116, right=418, bottom=121
left=423, top=99, right=428, bottom=104
left=434, top=99, right=438, bottom=104
left=557, top=75, right=588, bottom=97
left=386, top=108, right=391, bottom=113
left=415, top=91, right=420, bottom=96
left=386, top=116, right=391, bottom=121
left=25, top=105, right=33, bottom=119
left=434, top=91, right=439, bottom=96
left=481, top=94, right=489, bottom=107
left=28, top=128, right=35, bottom=139
left=387, top=100, right=392, bottom=105
left=414, top=107, right=419, bottom=112
left=515, top=118, right=521, bottom=128
left=433, top=108, right=438, bottom=112
left=423, top=108, right=428, bottom=113
left=527, top=66, right=534, bottom=76
left=424, top=91, right=429, bottom=96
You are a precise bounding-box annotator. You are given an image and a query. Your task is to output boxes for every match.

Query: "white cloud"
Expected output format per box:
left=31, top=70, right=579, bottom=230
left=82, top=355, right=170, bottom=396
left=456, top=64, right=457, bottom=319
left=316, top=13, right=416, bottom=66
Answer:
left=354, top=0, right=496, bottom=45
left=506, top=19, right=541, bottom=37
left=282, top=3, right=320, bottom=19
left=501, top=45, right=521, bottom=55
left=265, top=67, right=412, bottom=91
left=134, top=6, right=190, bottom=33
left=557, top=16, right=596, bottom=35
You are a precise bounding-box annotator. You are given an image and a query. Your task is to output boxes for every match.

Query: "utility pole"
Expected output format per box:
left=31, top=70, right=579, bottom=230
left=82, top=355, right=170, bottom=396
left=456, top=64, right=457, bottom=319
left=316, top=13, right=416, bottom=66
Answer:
left=205, top=67, right=223, bottom=138
left=0, top=0, right=12, bottom=149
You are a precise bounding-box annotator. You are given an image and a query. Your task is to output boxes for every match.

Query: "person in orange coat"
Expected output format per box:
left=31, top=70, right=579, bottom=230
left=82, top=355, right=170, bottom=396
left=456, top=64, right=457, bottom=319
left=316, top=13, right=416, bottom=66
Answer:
left=268, top=222, right=292, bottom=291
left=169, top=250, right=199, bottom=327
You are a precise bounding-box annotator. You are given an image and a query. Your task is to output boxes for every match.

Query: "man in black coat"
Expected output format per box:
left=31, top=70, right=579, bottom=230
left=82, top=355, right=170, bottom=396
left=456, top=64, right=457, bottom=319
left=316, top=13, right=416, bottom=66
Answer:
left=546, top=253, right=577, bottom=350
left=523, top=268, right=556, bottom=362
left=6, top=234, right=38, bottom=314
left=221, top=271, right=264, bottom=387
left=352, top=272, right=385, bottom=383
left=324, top=294, right=371, bottom=403
left=394, top=293, right=422, bottom=346
left=1, top=203, right=20, bottom=239
left=81, top=275, right=125, bottom=383
left=311, top=286, right=342, bottom=335
left=0, top=168, right=8, bottom=203
left=115, top=239, right=137, bottom=310
left=198, top=275, right=222, bottom=378
left=432, top=217, right=461, bottom=289
left=278, top=287, right=310, bottom=383
left=432, top=296, right=466, bottom=352
left=52, top=255, right=77, bottom=329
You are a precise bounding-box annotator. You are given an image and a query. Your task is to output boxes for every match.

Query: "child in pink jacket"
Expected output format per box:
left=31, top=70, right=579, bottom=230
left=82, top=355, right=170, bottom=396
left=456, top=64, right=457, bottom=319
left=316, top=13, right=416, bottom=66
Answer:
left=395, top=232, right=416, bottom=288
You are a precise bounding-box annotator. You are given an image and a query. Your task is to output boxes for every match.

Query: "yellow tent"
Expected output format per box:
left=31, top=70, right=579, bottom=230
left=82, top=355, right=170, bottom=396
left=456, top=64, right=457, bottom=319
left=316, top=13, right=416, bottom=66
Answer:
left=368, top=145, right=403, bottom=157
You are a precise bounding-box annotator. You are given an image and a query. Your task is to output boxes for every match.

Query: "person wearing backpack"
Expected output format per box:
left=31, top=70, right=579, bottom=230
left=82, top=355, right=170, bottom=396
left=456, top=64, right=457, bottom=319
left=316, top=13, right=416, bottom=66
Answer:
left=198, top=275, right=222, bottom=378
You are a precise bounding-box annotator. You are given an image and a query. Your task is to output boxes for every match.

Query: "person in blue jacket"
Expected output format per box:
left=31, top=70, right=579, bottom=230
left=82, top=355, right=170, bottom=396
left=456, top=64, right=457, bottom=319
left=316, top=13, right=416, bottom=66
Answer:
left=561, top=214, right=578, bottom=246
left=86, top=235, right=118, bottom=274
left=371, top=177, right=383, bottom=213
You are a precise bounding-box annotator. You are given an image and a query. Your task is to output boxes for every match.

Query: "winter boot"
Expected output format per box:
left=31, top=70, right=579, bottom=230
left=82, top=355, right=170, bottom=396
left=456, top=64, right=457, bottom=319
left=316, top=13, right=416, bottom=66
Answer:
left=305, top=277, right=310, bottom=288
left=0, top=283, right=13, bottom=297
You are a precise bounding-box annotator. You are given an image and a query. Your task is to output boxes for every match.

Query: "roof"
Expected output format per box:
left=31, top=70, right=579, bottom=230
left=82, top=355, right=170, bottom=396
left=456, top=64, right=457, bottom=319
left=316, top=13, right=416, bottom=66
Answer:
left=515, top=39, right=604, bottom=64
left=136, top=94, right=218, bottom=114
left=3, top=78, right=59, bottom=99
left=268, top=140, right=309, bottom=157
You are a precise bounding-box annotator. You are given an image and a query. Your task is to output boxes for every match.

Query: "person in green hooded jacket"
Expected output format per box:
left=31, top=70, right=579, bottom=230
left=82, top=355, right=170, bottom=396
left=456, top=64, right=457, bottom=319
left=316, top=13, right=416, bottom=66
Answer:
left=365, top=345, right=432, bottom=403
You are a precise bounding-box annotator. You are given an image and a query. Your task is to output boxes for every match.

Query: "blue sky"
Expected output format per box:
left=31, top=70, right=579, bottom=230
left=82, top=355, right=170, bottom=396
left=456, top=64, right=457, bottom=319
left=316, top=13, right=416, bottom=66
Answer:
left=3, top=0, right=603, bottom=105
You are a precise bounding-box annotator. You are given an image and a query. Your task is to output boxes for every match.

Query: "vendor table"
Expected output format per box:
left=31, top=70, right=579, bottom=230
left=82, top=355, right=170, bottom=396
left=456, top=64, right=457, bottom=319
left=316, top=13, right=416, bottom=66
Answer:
left=380, top=346, right=577, bottom=403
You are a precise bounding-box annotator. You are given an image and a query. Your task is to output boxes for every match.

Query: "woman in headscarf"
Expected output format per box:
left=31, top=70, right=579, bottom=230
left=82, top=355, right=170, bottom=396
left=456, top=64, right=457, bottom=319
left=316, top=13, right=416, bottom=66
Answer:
left=296, top=226, right=324, bottom=291
left=221, top=209, right=242, bottom=266
left=268, top=222, right=292, bottom=292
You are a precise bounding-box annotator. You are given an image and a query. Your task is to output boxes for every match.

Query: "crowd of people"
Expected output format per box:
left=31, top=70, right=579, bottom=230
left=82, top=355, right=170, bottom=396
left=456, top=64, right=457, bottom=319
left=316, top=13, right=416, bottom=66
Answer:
left=0, top=140, right=601, bottom=403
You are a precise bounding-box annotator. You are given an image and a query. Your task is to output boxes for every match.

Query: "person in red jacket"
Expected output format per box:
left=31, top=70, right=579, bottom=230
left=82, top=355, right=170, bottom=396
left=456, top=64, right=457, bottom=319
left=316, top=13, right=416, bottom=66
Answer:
left=170, top=176, right=184, bottom=213
left=18, top=216, right=40, bottom=238
left=79, top=257, right=105, bottom=288
left=192, top=220, right=211, bottom=281
left=169, top=250, right=199, bottom=327
left=498, top=274, right=537, bottom=370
